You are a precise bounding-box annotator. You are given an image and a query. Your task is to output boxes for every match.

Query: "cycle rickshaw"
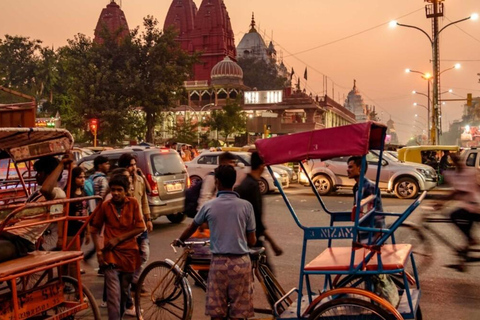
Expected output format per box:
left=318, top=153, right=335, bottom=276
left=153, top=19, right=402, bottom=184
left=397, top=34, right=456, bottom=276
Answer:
left=0, top=128, right=101, bottom=319
left=253, top=121, right=424, bottom=319
left=137, top=122, right=423, bottom=320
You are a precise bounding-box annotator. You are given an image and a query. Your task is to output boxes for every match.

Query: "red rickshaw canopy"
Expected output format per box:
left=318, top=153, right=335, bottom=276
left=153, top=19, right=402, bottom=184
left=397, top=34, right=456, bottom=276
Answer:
left=255, top=122, right=387, bottom=165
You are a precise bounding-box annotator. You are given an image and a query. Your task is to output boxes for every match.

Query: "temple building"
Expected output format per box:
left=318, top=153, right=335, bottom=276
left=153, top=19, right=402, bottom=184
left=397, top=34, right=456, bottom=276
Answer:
left=236, top=13, right=276, bottom=62
left=158, top=1, right=357, bottom=144
left=164, top=0, right=236, bottom=82
left=344, top=80, right=372, bottom=122
left=163, top=0, right=197, bottom=52
left=93, top=0, right=130, bottom=44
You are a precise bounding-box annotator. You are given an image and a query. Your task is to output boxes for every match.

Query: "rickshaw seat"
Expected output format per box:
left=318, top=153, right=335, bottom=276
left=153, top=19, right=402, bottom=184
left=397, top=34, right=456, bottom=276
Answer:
left=304, top=244, right=412, bottom=271
left=0, top=250, right=83, bottom=279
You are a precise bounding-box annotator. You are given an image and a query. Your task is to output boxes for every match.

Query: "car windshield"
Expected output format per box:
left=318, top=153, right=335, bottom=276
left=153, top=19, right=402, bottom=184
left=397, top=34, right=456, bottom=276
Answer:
left=236, top=154, right=251, bottom=166
left=151, top=153, right=186, bottom=175
left=383, top=151, right=399, bottom=162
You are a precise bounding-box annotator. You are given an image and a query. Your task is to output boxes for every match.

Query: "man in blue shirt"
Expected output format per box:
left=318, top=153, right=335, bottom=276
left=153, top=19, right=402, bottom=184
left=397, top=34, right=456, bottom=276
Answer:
left=174, top=165, right=256, bottom=320
left=347, top=156, right=384, bottom=243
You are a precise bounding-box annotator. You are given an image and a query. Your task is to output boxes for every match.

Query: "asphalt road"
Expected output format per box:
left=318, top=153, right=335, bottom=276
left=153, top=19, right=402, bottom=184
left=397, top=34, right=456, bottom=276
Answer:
left=81, top=184, right=480, bottom=319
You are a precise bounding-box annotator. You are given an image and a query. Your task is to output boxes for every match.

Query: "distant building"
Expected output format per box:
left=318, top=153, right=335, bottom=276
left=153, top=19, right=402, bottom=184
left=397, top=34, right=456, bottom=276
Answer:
left=344, top=80, right=372, bottom=122
left=386, top=117, right=399, bottom=145
left=93, top=1, right=130, bottom=44
left=237, top=13, right=275, bottom=62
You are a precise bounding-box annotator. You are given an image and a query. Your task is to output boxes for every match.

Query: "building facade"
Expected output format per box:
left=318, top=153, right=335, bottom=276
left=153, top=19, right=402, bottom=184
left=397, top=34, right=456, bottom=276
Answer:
left=164, top=0, right=236, bottom=82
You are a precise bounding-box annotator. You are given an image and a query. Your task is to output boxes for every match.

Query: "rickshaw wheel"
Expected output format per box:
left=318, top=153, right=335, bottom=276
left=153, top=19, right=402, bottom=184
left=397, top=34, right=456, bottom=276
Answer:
left=40, top=223, right=59, bottom=251
left=135, top=260, right=192, bottom=320
left=23, top=269, right=54, bottom=291
left=48, top=276, right=101, bottom=319
left=307, top=297, right=396, bottom=320
left=331, top=273, right=422, bottom=319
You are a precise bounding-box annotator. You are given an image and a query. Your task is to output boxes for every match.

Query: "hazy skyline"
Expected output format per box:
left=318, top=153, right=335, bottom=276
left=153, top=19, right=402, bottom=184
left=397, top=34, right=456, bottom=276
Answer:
left=1, top=0, right=479, bottom=143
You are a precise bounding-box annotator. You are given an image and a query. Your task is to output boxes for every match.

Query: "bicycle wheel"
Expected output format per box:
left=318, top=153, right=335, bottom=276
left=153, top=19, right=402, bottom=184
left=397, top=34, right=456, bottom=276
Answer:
left=41, top=223, right=59, bottom=251
left=48, top=276, right=101, bottom=319
left=332, top=274, right=422, bottom=319
left=23, top=268, right=54, bottom=291
left=135, top=260, right=192, bottom=320
left=308, top=297, right=397, bottom=320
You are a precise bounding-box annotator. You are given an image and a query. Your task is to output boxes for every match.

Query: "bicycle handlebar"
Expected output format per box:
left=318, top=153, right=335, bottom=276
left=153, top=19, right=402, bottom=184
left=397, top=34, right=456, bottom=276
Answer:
left=171, top=240, right=210, bottom=253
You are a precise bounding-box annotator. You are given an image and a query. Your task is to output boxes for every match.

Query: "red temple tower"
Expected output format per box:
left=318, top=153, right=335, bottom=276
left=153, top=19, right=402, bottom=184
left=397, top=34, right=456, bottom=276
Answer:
left=164, top=0, right=197, bottom=52
left=94, top=1, right=130, bottom=44
left=164, top=0, right=237, bottom=82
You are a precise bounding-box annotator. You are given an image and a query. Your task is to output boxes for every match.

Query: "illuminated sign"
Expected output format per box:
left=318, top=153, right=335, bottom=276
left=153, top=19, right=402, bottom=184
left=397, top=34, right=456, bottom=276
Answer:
left=244, top=90, right=283, bottom=105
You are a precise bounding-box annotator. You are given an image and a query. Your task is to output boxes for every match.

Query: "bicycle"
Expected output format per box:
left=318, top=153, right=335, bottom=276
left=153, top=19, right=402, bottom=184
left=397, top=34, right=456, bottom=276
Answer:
left=398, top=203, right=480, bottom=272
left=134, top=240, right=291, bottom=320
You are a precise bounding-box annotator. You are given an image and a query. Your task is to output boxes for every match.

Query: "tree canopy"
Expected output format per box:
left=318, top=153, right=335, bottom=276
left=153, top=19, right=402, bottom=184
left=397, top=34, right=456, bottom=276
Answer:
left=205, top=98, right=246, bottom=146
left=237, top=56, right=288, bottom=90
left=0, top=16, right=197, bottom=144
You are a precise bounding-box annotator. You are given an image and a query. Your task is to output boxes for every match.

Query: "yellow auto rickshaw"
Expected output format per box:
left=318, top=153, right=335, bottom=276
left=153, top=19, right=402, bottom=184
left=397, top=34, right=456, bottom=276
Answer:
left=397, top=145, right=460, bottom=184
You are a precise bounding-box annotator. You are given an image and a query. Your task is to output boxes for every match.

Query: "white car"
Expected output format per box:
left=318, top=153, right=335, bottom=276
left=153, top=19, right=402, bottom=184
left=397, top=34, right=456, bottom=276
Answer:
left=185, top=151, right=289, bottom=194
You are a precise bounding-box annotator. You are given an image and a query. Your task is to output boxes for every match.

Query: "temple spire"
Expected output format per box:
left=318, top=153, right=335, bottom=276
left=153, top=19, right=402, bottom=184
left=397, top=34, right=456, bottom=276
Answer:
left=249, top=12, right=257, bottom=33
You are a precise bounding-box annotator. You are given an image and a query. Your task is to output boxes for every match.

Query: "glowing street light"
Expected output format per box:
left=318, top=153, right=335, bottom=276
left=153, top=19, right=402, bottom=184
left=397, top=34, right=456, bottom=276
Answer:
left=390, top=4, right=477, bottom=144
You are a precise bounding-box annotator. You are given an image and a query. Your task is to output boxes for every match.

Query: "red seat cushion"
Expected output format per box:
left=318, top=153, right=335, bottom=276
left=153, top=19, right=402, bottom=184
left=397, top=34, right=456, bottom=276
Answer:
left=305, top=244, right=412, bottom=271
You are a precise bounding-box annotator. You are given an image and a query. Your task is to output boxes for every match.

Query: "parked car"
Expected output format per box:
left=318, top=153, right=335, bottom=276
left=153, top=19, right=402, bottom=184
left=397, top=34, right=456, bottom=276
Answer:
left=78, top=147, right=188, bottom=223
left=184, top=151, right=289, bottom=194
left=72, top=147, right=94, bottom=162
left=461, top=147, right=480, bottom=185
left=299, top=150, right=437, bottom=199
left=272, top=164, right=297, bottom=183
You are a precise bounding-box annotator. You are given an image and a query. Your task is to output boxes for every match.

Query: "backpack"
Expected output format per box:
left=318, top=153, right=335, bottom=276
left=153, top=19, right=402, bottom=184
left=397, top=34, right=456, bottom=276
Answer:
left=84, top=173, right=103, bottom=196
left=184, top=172, right=214, bottom=218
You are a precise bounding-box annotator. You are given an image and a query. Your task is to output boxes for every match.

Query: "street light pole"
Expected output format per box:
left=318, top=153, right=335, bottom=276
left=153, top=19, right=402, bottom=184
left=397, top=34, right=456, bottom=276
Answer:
left=391, top=3, right=477, bottom=144
left=408, top=69, right=432, bottom=143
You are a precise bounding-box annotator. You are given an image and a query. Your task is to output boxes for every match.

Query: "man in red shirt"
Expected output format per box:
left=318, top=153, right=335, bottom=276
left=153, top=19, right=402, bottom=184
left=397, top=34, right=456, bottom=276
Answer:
left=91, top=175, right=146, bottom=320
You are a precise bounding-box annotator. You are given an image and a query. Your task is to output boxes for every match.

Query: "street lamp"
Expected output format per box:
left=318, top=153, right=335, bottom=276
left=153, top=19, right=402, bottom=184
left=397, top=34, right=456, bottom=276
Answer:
left=439, top=64, right=460, bottom=75
left=407, top=69, right=432, bottom=143
left=415, top=113, right=428, bottom=124
left=391, top=4, right=477, bottom=144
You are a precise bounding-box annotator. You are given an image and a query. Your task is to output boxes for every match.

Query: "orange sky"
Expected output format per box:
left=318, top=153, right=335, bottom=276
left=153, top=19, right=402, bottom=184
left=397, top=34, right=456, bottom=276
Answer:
left=1, top=0, right=479, bottom=143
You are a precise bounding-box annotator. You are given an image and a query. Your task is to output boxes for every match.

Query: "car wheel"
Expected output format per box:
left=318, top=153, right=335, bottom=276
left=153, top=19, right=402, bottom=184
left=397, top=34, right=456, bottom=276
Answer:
left=258, top=178, right=269, bottom=195
left=394, top=177, right=419, bottom=199
left=312, top=174, right=333, bottom=195
left=189, top=175, right=202, bottom=187
left=167, top=212, right=187, bottom=223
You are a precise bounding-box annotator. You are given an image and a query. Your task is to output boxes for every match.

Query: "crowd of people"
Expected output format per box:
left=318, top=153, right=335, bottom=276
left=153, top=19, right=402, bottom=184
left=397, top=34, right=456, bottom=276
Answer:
left=1, top=146, right=479, bottom=319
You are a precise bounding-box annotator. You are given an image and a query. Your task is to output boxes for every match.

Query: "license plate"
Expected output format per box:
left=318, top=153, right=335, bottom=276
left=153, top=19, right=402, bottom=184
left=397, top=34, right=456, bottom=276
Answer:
left=165, top=182, right=182, bottom=192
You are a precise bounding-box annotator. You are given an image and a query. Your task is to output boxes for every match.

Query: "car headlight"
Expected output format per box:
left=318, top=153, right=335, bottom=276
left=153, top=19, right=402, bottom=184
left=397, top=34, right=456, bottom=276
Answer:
left=416, top=168, right=435, bottom=179
left=273, top=172, right=281, bottom=179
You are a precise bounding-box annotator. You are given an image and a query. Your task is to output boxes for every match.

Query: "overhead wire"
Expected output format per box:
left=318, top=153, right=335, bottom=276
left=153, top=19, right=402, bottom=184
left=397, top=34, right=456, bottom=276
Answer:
left=259, top=7, right=425, bottom=117
left=444, top=16, right=480, bottom=44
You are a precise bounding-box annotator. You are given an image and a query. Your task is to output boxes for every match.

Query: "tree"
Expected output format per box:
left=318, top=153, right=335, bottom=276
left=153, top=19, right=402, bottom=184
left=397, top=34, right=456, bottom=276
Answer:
left=171, top=120, right=198, bottom=145
left=0, top=35, right=59, bottom=105
left=128, top=18, right=198, bottom=143
left=58, top=32, right=135, bottom=144
left=205, top=98, right=246, bottom=146
left=237, top=56, right=288, bottom=90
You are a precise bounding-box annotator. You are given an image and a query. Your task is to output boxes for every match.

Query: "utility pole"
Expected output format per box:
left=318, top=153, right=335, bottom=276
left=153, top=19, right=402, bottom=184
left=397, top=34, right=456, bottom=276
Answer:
left=425, top=0, right=444, bottom=145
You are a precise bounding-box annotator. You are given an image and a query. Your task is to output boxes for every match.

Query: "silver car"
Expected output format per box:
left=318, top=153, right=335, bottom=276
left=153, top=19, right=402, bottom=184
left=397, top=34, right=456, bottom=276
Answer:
left=78, top=147, right=188, bottom=222
left=185, top=151, right=289, bottom=194
left=299, top=150, right=437, bottom=199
